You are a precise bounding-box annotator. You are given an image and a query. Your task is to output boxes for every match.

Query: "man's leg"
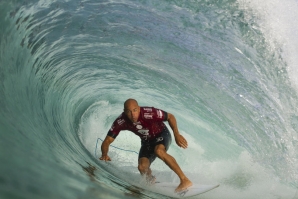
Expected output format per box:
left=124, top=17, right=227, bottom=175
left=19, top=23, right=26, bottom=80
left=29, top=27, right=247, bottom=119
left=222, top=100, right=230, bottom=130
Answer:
left=138, top=157, right=155, bottom=183
left=154, top=144, right=192, bottom=192
left=138, top=157, right=151, bottom=175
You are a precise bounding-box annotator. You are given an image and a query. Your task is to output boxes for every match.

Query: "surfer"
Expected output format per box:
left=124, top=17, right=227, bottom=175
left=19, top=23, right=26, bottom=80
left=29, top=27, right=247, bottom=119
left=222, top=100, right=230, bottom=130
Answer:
left=99, top=98, right=192, bottom=192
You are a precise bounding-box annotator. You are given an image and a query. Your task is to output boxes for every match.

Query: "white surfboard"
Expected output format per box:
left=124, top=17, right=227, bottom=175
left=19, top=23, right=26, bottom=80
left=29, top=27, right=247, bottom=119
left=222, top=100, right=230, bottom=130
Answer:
left=96, top=150, right=219, bottom=198
left=143, top=182, right=219, bottom=198
left=98, top=160, right=219, bottom=198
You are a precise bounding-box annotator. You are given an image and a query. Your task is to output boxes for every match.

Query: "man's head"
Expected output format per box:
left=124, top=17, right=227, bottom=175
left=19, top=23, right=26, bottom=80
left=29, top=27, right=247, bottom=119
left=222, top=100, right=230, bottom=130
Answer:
left=124, top=98, right=140, bottom=123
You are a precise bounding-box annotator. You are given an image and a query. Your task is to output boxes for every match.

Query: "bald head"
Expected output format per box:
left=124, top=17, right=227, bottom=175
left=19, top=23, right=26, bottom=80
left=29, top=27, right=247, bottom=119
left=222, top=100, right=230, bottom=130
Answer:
left=124, top=99, right=140, bottom=123
left=124, top=98, right=138, bottom=109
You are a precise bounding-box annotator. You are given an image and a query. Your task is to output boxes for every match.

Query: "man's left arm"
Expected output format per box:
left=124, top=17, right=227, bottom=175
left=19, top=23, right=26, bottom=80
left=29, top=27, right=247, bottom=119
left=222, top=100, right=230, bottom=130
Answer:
left=167, top=113, right=188, bottom=149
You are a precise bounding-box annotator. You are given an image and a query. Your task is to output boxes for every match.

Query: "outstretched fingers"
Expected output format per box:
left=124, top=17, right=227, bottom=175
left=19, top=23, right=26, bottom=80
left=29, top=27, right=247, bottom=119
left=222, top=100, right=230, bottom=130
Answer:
left=176, top=134, right=188, bottom=149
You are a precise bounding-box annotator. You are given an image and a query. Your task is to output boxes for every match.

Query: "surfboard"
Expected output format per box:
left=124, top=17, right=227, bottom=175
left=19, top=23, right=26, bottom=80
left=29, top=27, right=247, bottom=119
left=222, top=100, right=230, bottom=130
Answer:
left=142, top=182, right=219, bottom=198
left=98, top=159, right=219, bottom=198
left=95, top=145, right=219, bottom=198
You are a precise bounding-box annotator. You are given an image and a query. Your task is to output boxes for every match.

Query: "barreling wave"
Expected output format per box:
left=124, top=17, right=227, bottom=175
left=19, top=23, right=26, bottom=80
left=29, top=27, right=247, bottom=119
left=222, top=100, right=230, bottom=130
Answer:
left=1, top=0, right=298, bottom=198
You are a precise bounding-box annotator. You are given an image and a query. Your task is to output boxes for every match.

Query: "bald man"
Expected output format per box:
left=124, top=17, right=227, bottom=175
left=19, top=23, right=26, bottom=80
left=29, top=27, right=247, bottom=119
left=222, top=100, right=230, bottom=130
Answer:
left=100, top=99, right=192, bottom=192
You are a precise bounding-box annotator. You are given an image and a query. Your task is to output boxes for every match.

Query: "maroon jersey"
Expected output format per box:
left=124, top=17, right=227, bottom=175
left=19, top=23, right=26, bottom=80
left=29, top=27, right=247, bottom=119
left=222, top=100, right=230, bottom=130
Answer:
left=107, top=107, right=168, bottom=141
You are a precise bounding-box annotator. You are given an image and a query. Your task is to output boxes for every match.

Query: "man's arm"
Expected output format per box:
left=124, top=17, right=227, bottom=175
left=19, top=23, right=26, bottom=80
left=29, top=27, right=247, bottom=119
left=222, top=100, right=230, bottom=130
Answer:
left=167, top=113, right=188, bottom=149
left=100, top=135, right=115, bottom=161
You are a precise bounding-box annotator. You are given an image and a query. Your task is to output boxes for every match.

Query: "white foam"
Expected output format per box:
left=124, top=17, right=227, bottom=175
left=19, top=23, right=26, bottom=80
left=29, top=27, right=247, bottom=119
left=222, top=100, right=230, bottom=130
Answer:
left=182, top=151, right=297, bottom=199
left=237, top=0, right=298, bottom=89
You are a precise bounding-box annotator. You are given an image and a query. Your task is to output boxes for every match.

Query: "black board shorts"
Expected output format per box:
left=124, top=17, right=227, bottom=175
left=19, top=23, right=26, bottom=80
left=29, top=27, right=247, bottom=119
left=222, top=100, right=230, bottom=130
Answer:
left=138, top=126, right=172, bottom=164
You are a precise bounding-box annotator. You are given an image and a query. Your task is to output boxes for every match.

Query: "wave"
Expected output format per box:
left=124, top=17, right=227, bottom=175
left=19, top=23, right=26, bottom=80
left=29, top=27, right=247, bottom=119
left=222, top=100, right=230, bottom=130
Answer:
left=0, top=0, right=298, bottom=198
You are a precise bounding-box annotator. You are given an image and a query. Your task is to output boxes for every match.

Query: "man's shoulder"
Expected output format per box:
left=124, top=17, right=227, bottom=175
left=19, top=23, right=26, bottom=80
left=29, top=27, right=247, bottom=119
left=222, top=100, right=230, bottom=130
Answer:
left=140, top=106, right=167, bottom=120
left=113, top=113, right=129, bottom=125
left=140, top=107, right=155, bottom=112
left=140, top=106, right=165, bottom=113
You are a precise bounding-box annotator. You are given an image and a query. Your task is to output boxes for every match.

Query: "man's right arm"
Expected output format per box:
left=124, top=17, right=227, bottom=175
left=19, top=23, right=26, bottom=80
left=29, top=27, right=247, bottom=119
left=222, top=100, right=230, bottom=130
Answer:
left=99, top=135, right=115, bottom=161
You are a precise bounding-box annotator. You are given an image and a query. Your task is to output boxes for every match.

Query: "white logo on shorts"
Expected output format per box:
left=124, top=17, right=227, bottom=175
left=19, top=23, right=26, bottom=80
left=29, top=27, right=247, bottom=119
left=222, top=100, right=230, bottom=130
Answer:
left=156, top=137, right=163, bottom=142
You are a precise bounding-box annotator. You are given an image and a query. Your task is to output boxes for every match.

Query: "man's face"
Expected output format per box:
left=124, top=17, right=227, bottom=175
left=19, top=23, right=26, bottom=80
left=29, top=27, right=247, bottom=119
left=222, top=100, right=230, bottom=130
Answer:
left=124, top=101, right=140, bottom=123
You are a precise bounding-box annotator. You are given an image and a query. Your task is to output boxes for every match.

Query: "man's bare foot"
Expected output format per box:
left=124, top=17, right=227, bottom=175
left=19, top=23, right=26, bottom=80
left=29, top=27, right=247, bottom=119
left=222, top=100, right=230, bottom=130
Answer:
left=146, top=175, right=156, bottom=185
left=175, top=178, right=193, bottom=192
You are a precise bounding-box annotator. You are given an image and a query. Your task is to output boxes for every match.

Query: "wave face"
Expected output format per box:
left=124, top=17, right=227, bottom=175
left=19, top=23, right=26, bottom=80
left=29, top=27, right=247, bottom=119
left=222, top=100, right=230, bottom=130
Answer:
left=1, top=0, right=298, bottom=198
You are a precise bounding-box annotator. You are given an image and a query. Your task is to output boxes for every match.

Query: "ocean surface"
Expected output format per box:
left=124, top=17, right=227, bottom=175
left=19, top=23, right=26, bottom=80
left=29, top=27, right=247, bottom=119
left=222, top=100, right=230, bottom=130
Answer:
left=1, top=0, right=298, bottom=198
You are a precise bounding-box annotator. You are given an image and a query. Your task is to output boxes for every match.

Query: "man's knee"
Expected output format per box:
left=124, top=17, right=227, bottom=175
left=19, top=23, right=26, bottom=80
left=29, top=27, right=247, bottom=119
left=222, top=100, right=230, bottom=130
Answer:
left=138, top=163, right=147, bottom=172
left=154, top=147, right=166, bottom=159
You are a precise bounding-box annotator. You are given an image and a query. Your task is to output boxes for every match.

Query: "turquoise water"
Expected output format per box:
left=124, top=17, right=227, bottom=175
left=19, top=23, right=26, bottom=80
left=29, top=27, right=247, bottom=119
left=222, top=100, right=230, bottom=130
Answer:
left=1, top=0, right=298, bottom=198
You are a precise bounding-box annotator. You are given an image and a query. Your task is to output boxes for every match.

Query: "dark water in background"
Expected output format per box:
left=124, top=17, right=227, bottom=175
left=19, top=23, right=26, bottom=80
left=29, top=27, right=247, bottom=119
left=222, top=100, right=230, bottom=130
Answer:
left=1, top=0, right=298, bottom=198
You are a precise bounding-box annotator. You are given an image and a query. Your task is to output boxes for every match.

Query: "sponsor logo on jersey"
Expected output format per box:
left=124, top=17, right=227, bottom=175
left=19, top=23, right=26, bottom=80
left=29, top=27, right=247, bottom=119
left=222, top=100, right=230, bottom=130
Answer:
left=138, top=129, right=149, bottom=135
left=144, top=113, right=153, bottom=119
left=143, top=108, right=152, bottom=111
left=136, top=125, right=142, bottom=129
left=117, top=119, right=125, bottom=125
left=157, top=110, right=163, bottom=118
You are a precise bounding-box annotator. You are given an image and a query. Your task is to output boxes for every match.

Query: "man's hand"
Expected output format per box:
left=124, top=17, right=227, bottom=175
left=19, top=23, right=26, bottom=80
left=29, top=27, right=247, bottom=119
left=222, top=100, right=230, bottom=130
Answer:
left=100, top=136, right=115, bottom=162
left=175, top=134, right=188, bottom=149
left=99, top=155, right=111, bottom=161
left=167, top=113, right=188, bottom=149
